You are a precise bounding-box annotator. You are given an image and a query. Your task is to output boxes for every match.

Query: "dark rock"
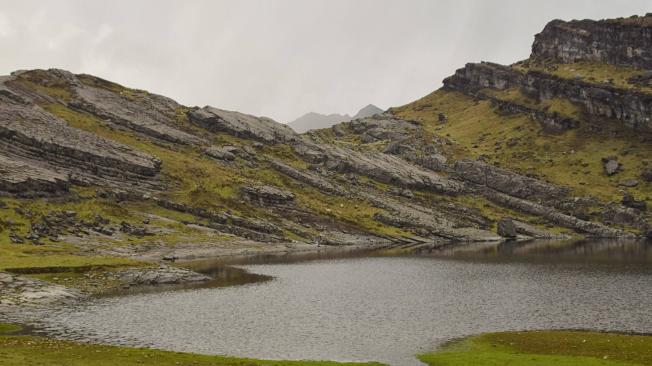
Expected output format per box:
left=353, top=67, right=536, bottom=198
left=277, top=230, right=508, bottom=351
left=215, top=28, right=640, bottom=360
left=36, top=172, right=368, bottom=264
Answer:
left=642, top=168, right=652, bottom=182
left=602, top=203, right=649, bottom=229
left=621, top=193, right=647, bottom=211
left=119, top=221, right=151, bottom=236
left=96, top=226, right=115, bottom=236
left=9, top=233, right=23, bottom=244
left=619, top=179, right=639, bottom=187
left=241, top=185, right=295, bottom=205
left=438, top=112, right=447, bottom=123
left=94, top=214, right=109, bottom=225
left=497, top=218, right=518, bottom=238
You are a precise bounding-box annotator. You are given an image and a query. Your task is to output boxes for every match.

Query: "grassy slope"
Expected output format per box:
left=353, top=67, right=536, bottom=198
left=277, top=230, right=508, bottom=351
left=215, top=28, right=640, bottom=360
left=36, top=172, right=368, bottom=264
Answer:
left=420, top=331, right=652, bottom=366
left=0, top=323, right=382, bottom=366
left=392, top=89, right=652, bottom=206
left=0, top=338, right=382, bottom=366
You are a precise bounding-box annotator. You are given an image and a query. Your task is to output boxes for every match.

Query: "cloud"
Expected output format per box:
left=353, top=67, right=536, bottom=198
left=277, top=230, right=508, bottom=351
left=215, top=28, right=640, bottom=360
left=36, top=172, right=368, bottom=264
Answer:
left=0, top=0, right=650, bottom=122
left=0, top=13, right=12, bottom=38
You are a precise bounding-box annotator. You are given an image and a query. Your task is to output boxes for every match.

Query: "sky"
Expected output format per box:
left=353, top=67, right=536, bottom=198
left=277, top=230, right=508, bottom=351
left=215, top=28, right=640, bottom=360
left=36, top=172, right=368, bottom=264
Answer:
left=0, top=1, right=650, bottom=122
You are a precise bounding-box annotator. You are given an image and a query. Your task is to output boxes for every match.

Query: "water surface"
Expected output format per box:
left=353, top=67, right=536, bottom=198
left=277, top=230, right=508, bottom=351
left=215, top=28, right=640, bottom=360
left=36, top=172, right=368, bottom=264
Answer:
left=37, top=240, right=652, bottom=366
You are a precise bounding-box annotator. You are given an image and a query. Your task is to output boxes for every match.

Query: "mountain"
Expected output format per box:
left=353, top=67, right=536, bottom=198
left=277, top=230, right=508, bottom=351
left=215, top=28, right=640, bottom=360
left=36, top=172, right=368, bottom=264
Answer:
left=352, top=104, right=383, bottom=120
left=287, top=104, right=383, bottom=133
left=287, top=112, right=350, bottom=133
left=1, top=14, right=651, bottom=304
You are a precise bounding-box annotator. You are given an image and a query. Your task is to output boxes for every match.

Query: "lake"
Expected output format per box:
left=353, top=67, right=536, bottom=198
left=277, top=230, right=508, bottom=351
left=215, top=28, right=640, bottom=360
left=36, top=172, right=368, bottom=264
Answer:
left=34, top=239, right=652, bottom=366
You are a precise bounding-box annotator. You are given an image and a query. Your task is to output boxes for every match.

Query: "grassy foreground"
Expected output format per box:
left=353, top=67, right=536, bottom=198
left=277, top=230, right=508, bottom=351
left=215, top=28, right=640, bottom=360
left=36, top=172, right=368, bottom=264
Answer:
left=420, top=331, right=652, bottom=366
left=3, top=324, right=652, bottom=366
left=0, top=324, right=383, bottom=366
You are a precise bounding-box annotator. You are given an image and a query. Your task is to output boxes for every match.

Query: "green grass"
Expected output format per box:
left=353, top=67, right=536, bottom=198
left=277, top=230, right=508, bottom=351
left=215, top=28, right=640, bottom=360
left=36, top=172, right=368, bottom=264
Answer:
left=420, top=331, right=652, bottom=366
left=514, top=60, right=652, bottom=94
left=392, top=89, right=652, bottom=205
left=0, top=324, right=21, bottom=335
left=0, top=331, right=383, bottom=366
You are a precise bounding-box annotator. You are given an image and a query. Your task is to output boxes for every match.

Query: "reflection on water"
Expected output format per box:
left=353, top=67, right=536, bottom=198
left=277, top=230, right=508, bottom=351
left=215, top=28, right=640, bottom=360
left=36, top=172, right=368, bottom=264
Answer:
left=417, top=239, right=652, bottom=264
left=35, top=239, right=652, bottom=366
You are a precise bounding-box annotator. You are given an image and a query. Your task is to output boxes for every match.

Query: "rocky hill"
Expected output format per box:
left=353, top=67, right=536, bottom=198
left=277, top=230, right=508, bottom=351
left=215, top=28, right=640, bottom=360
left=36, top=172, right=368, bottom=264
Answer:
left=288, top=104, right=383, bottom=132
left=0, top=14, right=650, bottom=303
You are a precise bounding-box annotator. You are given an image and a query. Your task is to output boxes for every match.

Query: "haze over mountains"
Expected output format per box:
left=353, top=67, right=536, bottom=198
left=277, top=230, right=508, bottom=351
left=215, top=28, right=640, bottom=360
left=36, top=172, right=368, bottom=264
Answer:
left=288, top=104, right=383, bottom=133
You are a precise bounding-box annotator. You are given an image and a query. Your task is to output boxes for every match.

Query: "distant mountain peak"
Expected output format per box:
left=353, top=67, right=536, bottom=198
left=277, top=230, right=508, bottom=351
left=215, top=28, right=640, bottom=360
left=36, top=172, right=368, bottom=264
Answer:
left=352, top=104, right=383, bottom=120
left=288, top=104, right=383, bottom=133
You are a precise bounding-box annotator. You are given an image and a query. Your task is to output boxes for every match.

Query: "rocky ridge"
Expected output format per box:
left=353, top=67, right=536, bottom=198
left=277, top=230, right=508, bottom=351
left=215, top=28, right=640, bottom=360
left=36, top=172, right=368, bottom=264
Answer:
left=1, top=14, right=650, bottom=307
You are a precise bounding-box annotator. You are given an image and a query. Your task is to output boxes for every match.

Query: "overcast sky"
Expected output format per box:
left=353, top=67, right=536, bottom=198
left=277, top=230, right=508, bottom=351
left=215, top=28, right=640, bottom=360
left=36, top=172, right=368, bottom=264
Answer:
left=0, top=1, right=650, bottom=122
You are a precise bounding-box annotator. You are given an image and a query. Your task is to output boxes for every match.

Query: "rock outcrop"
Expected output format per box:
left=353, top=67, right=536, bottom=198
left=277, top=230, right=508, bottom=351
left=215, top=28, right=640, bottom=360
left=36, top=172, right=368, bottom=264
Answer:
left=189, top=107, right=297, bottom=143
left=241, top=185, right=295, bottom=205
left=444, top=61, right=652, bottom=132
left=454, top=159, right=569, bottom=202
left=531, top=15, right=652, bottom=69
left=0, top=77, right=162, bottom=193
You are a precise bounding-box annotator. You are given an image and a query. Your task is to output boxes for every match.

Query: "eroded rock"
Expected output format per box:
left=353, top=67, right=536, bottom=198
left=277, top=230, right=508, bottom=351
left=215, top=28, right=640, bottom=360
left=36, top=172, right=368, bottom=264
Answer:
left=241, top=185, right=295, bottom=205
left=454, top=159, right=569, bottom=202
left=189, top=107, right=297, bottom=143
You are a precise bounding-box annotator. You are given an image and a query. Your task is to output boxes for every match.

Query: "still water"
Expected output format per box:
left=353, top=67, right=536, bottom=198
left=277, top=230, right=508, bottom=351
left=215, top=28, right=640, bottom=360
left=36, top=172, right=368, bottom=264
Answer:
left=37, top=240, right=652, bottom=366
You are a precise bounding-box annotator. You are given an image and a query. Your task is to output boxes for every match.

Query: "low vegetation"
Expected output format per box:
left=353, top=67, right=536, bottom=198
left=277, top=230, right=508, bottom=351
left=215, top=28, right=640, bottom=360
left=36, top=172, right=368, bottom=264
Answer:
left=0, top=323, right=383, bottom=366
left=420, top=331, right=652, bottom=366
left=513, top=60, right=652, bottom=94
left=393, top=89, right=652, bottom=204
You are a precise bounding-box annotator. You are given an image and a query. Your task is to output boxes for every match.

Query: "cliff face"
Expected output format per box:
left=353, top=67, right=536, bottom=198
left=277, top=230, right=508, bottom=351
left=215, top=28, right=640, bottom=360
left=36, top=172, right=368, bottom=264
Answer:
left=444, top=62, right=652, bottom=132
left=531, top=15, right=652, bottom=68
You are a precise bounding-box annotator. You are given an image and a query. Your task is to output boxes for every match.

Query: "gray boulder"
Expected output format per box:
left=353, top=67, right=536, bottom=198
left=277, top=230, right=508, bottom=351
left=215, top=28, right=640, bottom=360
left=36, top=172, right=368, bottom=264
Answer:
left=621, top=193, right=647, bottom=211
left=602, top=157, right=621, bottom=176
left=204, top=146, right=236, bottom=161
left=497, top=218, right=518, bottom=238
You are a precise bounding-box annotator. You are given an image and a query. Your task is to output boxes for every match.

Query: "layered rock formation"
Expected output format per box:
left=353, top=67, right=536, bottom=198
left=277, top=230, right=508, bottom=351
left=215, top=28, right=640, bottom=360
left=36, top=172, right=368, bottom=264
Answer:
left=444, top=61, right=652, bottom=132
left=0, top=14, right=649, bottom=271
left=531, top=15, right=652, bottom=68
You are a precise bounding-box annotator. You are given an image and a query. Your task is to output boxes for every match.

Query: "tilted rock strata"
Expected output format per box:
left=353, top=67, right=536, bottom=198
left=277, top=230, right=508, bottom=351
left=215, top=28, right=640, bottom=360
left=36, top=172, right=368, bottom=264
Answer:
left=454, top=159, right=569, bottom=203
left=531, top=16, right=652, bottom=69
left=444, top=62, right=652, bottom=132
left=189, top=106, right=297, bottom=143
